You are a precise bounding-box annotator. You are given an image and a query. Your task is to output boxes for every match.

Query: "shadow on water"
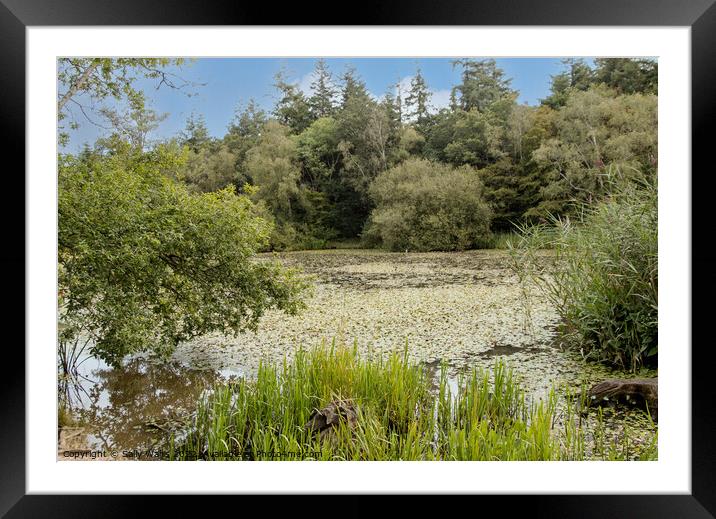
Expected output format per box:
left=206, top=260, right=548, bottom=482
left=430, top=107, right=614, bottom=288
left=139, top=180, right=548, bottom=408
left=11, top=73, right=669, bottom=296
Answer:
left=58, top=356, right=234, bottom=453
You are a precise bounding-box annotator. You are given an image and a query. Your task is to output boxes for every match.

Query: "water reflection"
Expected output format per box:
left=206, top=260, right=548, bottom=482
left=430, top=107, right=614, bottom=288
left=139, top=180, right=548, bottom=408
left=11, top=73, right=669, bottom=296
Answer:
left=60, top=357, right=224, bottom=452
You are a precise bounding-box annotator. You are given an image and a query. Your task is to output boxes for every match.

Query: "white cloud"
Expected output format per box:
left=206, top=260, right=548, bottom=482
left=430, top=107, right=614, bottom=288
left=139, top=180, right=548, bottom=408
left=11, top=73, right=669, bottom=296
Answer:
left=430, top=89, right=452, bottom=112
left=296, top=71, right=317, bottom=97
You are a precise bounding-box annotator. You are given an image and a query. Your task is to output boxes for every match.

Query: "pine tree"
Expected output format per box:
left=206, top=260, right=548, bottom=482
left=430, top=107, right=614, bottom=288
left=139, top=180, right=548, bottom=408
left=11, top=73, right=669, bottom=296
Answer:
left=451, top=59, right=514, bottom=113
left=273, top=70, right=313, bottom=133
left=181, top=113, right=211, bottom=152
left=594, top=58, right=658, bottom=95
left=405, top=67, right=432, bottom=125
left=308, top=59, right=337, bottom=119
left=395, top=80, right=404, bottom=123
left=541, top=58, right=595, bottom=109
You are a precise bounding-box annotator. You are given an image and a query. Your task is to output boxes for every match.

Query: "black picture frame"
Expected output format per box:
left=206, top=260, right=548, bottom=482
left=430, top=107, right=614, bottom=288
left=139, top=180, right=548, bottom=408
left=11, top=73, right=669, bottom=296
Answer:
left=2, top=0, right=713, bottom=516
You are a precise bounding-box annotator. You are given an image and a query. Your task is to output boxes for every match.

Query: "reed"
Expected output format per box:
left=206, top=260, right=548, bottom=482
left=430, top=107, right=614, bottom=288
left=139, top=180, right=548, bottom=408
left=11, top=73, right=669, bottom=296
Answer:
left=169, top=343, right=656, bottom=461
left=509, top=175, right=658, bottom=371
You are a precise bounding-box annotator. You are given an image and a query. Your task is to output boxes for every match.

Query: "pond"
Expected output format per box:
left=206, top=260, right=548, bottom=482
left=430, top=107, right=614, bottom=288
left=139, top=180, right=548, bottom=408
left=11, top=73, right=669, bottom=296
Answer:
left=58, top=249, right=655, bottom=459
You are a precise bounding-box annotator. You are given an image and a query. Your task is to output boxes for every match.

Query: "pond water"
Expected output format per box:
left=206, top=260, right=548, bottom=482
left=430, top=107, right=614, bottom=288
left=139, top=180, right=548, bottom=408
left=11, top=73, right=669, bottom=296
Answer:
left=58, top=249, right=654, bottom=458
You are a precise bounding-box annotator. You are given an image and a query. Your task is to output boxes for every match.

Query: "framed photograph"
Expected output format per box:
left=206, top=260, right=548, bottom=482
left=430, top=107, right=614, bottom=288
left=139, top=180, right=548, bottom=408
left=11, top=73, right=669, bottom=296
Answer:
left=4, top=0, right=714, bottom=515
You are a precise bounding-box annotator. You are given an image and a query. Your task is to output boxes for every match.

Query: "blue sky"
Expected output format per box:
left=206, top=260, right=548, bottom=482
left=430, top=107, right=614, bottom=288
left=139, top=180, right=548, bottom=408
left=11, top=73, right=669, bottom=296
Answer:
left=62, top=57, right=569, bottom=153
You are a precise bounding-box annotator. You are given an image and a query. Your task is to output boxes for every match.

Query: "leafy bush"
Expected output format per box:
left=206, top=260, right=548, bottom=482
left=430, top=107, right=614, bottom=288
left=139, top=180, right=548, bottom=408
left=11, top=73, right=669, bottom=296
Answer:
left=364, top=158, right=493, bottom=251
left=512, top=176, right=657, bottom=371
left=58, top=148, right=309, bottom=367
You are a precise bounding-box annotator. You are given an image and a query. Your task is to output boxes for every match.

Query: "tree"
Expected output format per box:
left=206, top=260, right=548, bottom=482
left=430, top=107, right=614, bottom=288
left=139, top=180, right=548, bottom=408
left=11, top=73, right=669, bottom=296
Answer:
left=594, top=58, right=658, bottom=95
left=57, top=58, right=191, bottom=145
left=246, top=120, right=335, bottom=248
left=442, top=106, right=506, bottom=168
left=395, top=80, right=405, bottom=123
left=58, top=145, right=307, bottom=367
left=533, top=85, right=657, bottom=215
left=475, top=104, right=549, bottom=230
left=542, top=58, right=595, bottom=109
left=296, top=116, right=341, bottom=189
left=245, top=121, right=303, bottom=222
left=405, top=67, right=432, bottom=127
left=180, top=113, right=212, bottom=152
left=451, top=59, right=515, bottom=113
left=380, top=92, right=409, bottom=164
left=273, top=71, right=313, bottom=133
left=181, top=144, right=238, bottom=193
left=95, top=94, right=168, bottom=153
left=224, top=100, right=268, bottom=186
left=331, top=68, right=382, bottom=237
left=364, top=103, right=394, bottom=174
left=308, top=59, right=338, bottom=119
left=365, top=159, right=492, bottom=251
left=507, top=103, right=533, bottom=163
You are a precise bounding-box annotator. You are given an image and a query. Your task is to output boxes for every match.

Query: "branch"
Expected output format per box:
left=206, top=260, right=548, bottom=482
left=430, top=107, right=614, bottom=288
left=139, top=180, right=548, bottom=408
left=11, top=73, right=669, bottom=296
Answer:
left=58, top=61, right=100, bottom=113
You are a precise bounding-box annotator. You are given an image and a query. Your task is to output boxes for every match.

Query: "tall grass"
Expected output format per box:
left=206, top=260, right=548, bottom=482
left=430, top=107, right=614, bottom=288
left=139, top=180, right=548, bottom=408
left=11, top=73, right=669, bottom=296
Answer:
left=484, top=231, right=521, bottom=250
left=169, top=344, right=656, bottom=461
left=509, top=177, right=657, bottom=371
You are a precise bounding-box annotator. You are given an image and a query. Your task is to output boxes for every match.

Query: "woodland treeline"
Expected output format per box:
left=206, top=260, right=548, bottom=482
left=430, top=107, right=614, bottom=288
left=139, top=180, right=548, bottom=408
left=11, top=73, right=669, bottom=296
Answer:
left=70, top=57, right=657, bottom=251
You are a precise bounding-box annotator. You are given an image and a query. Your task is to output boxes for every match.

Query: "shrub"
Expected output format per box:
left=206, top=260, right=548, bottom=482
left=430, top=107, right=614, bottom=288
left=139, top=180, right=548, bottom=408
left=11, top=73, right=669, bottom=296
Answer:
left=512, top=176, right=657, bottom=371
left=58, top=148, right=309, bottom=367
left=364, top=158, right=493, bottom=251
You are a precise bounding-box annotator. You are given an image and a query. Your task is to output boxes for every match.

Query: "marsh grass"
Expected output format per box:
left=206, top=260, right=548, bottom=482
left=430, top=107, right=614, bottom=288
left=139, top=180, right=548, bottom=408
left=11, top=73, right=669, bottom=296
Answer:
left=169, top=343, right=656, bottom=461
left=485, top=231, right=521, bottom=250
left=508, top=175, right=657, bottom=371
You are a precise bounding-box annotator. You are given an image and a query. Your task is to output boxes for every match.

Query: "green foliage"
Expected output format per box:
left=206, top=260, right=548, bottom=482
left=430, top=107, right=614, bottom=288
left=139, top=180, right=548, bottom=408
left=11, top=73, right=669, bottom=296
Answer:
left=485, top=231, right=520, bottom=250
left=479, top=158, right=535, bottom=231
left=96, top=94, right=168, bottom=152
left=451, top=58, right=515, bottom=113
left=308, top=59, right=338, bottom=119
left=58, top=147, right=308, bottom=367
left=61, top=58, right=658, bottom=245
left=245, top=121, right=336, bottom=249
left=594, top=58, right=658, bottom=95
left=325, top=68, right=393, bottom=237
left=181, top=144, right=238, bottom=193
left=365, top=159, right=493, bottom=251
left=533, top=85, right=657, bottom=216
left=57, top=57, right=661, bottom=378
left=273, top=71, right=313, bottom=133
left=443, top=107, right=506, bottom=168
left=245, top=121, right=303, bottom=220
left=296, top=116, right=341, bottom=188
left=542, top=58, right=596, bottom=109
left=541, top=58, right=657, bottom=109
left=180, top=113, right=212, bottom=152
left=405, top=67, right=432, bottom=127
left=170, top=344, right=656, bottom=461
left=223, top=100, right=268, bottom=186
left=511, top=175, right=658, bottom=371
